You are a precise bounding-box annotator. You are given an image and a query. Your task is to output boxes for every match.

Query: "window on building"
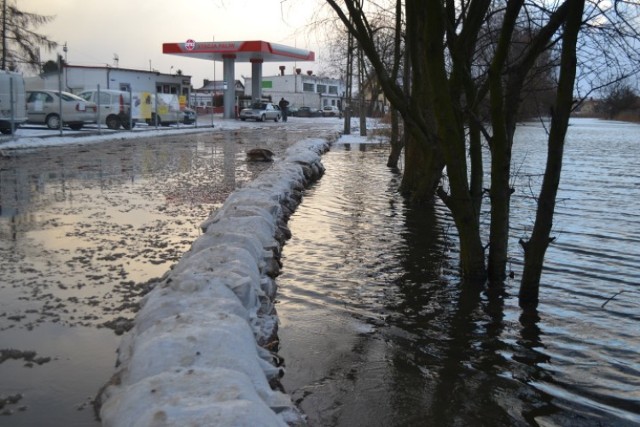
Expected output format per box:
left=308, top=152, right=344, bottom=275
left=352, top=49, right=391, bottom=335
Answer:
left=303, top=83, right=314, bottom=92
left=317, top=84, right=327, bottom=93
left=329, top=86, right=338, bottom=94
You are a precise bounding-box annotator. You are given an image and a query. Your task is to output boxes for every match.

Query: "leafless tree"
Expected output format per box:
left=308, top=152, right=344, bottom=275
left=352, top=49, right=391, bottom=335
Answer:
left=1, top=0, right=57, bottom=71
left=323, top=1, right=640, bottom=309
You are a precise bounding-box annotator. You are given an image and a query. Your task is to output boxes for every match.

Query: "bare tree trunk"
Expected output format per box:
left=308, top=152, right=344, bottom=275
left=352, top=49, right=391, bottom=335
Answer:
left=423, top=2, right=486, bottom=282
left=358, top=47, right=367, bottom=136
left=486, top=0, right=574, bottom=284
left=392, top=0, right=443, bottom=203
left=468, top=119, right=483, bottom=221
left=2, top=0, right=6, bottom=70
left=387, top=107, right=403, bottom=168
left=400, top=129, right=442, bottom=203
left=386, top=0, right=405, bottom=169
left=486, top=0, right=524, bottom=283
left=519, top=0, right=584, bottom=308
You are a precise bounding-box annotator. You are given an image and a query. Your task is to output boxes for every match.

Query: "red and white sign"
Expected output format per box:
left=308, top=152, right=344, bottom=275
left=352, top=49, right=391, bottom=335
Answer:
left=184, top=39, right=196, bottom=51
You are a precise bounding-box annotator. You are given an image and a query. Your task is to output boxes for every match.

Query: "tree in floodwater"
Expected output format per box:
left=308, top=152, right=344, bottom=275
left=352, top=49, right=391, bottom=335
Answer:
left=1, top=0, right=57, bottom=71
left=324, top=1, right=640, bottom=307
left=518, top=1, right=640, bottom=307
left=317, top=1, right=406, bottom=168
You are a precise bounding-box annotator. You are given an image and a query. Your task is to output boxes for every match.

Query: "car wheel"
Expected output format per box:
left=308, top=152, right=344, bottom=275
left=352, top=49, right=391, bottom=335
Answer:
left=274, top=115, right=280, bottom=122
left=0, top=127, right=11, bottom=135
left=69, top=123, right=83, bottom=130
left=46, top=114, right=61, bottom=130
left=260, top=114, right=266, bottom=122
left=122, top=120, right=133, bottom=130
left=241, top=118, right=246, bottom=121
left=106, top=115, right=121, bottom=130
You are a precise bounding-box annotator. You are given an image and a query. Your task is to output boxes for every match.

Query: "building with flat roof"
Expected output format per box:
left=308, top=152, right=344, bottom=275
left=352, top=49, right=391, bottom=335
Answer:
left=243, top=68, right=345, bottom=111
left=25, top=64, right=191, bottom=97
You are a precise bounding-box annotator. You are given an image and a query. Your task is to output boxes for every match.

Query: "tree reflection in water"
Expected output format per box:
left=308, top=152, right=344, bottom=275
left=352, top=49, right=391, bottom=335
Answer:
left=278, top=140, right=638, bottom=426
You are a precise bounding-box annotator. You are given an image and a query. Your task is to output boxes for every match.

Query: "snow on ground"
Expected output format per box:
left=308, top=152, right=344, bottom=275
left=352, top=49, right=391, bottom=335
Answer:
left=1, top=115, right=384, bottom=426
left=0, top=117, right=246, bottom=151
left=0, top=114, right=387, bottom=151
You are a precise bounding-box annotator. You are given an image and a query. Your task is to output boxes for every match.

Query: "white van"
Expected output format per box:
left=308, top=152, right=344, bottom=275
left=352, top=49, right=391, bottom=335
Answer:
left=0, top=70, right=28, bottom=134
left=78, top=89, right=135, bottom=130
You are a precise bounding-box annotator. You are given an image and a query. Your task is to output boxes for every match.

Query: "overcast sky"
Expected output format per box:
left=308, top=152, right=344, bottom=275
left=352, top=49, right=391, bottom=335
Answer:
left=20, top=0, right=328, bottom=88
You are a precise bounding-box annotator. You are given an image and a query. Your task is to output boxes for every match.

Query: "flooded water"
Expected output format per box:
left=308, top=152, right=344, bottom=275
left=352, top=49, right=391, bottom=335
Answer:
left=1, top=118, right=638, bottom=426
left=277, top=118, right=640, bottom=426
left=0, top=125, right=326, bottom=426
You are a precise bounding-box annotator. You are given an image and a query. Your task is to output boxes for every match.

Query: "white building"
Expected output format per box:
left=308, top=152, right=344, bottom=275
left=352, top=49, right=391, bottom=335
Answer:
left=244, top=69, right=345, bottom=111
left=25, top=64, right=192, bottom=98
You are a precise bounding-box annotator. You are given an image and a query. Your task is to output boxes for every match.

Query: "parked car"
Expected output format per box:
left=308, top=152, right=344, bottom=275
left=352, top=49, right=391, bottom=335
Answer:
left=0, top=70, right=28, bottom=134
left=26, top=90, right=96, bottom=130
left=181, top=108, right=196, bottom=124
left=322, top=105, right=340, bottom=117
left=295, top=106, right=322, bottom=118
left=78, top=89, right=135, bottom=130
left=239, top=102, right=281, bottom=122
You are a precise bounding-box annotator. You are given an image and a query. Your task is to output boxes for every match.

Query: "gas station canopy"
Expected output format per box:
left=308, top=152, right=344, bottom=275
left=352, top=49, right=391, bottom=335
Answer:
left=162, top=40, right=315, bottom=63
left=162, top=40, right=315, bottom=119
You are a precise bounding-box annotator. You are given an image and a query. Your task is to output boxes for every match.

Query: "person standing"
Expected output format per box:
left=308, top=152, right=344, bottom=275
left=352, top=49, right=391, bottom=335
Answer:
left=279, top=97, right=290, bottom=122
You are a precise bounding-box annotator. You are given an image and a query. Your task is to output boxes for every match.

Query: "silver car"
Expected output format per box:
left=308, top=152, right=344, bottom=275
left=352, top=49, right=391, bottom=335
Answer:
left=26, top=90, right=96, bottom=130
left=239, top=102, right=281, bottom=122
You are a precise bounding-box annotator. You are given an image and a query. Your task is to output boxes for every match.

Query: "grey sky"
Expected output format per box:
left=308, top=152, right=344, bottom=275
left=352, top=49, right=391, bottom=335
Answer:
left=21, top=0, right=323, bottom=88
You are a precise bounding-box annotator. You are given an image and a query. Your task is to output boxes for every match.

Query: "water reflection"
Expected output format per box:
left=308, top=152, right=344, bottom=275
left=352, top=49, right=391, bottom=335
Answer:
left=278, top=123, right=640, bottom=426
left=0, top=129, right=304, bottom=426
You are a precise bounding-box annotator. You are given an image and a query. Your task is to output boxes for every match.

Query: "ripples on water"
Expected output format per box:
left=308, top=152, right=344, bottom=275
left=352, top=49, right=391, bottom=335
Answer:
left=277, top=119, right=640, bottom=426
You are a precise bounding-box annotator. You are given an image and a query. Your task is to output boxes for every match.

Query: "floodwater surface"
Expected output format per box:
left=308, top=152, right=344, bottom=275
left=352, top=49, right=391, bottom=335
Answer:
left=0, top=123, right=332, bottom=426
left=277, top=118, right=640, bottom=426
left=1, top=118, right=638, bottom=426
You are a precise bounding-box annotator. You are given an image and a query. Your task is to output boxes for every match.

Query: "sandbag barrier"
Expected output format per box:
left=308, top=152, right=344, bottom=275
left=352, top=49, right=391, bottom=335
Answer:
left=97, top=136, right=336, bottom=427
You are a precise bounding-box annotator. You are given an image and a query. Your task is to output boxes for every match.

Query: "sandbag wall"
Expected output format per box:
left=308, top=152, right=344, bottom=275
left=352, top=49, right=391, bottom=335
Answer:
left=97, top=136, right=334, bottom=427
